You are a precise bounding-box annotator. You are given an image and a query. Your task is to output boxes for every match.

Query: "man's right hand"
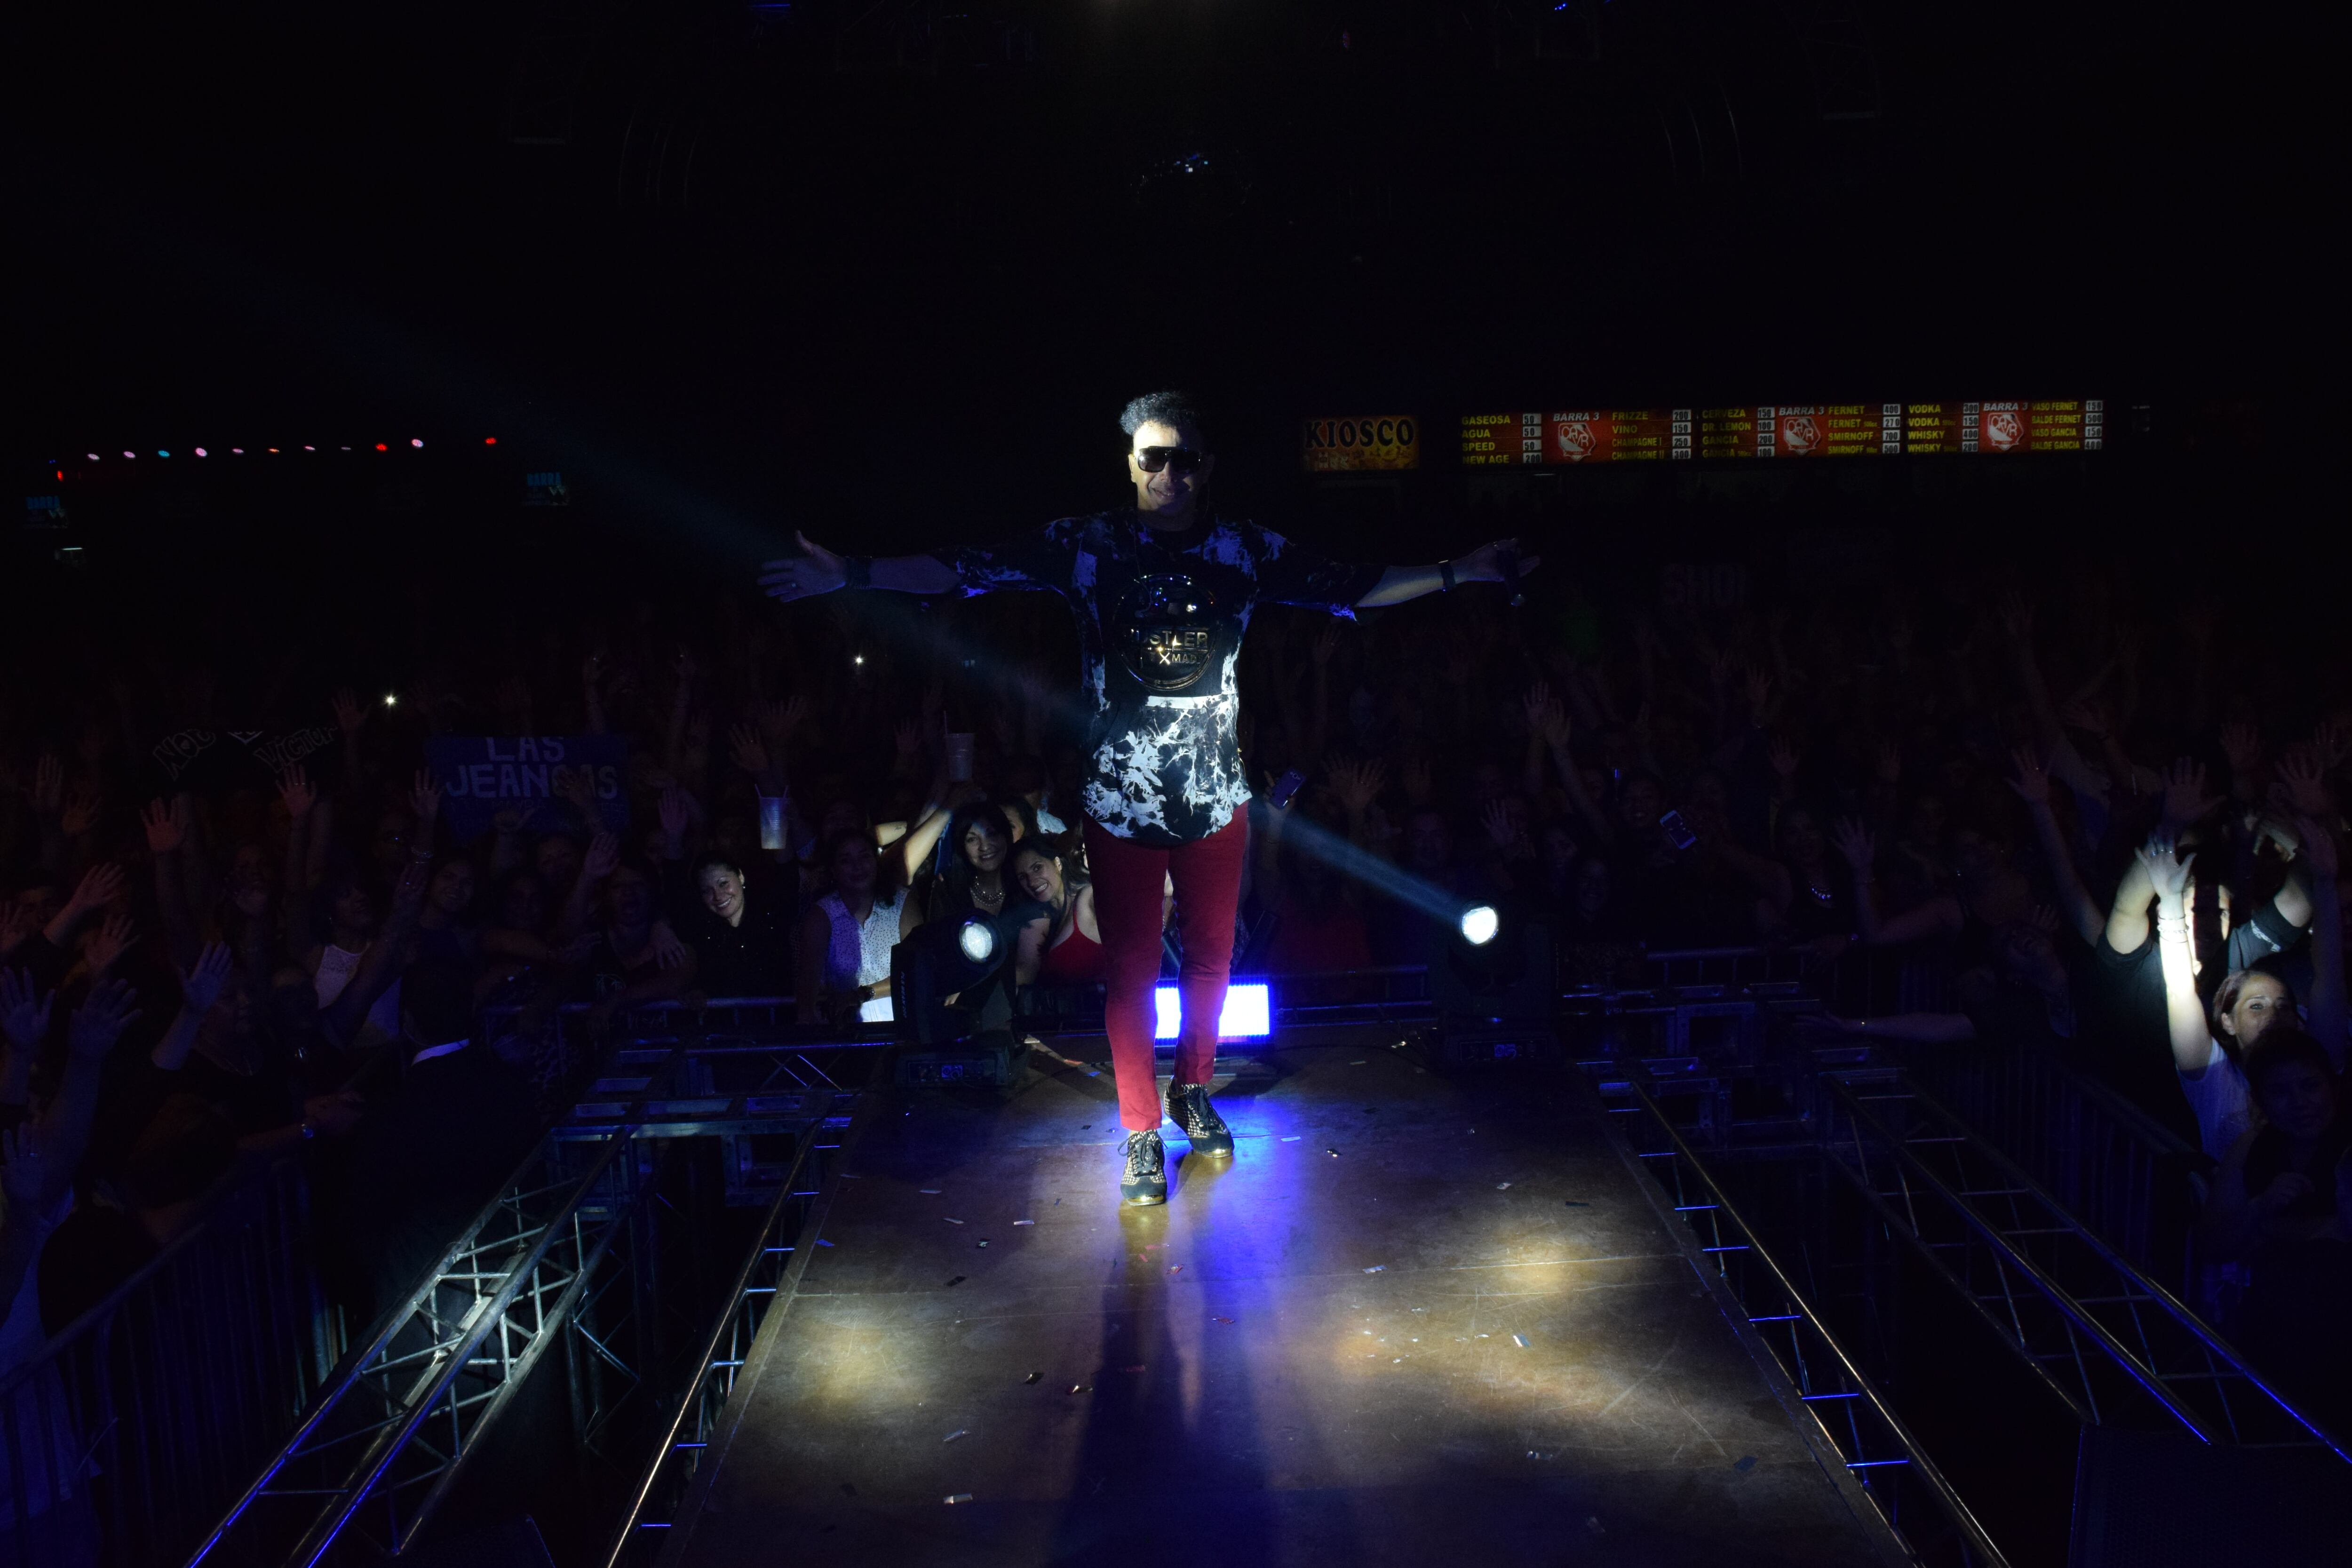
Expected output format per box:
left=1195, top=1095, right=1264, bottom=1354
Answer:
left=759, top=532, right=847, bottom=602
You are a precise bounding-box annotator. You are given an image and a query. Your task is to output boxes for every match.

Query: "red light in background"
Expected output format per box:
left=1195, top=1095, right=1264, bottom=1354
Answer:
left=484, top=437, right=497, bottom=445
left=374, top=443, right=388, bottom=452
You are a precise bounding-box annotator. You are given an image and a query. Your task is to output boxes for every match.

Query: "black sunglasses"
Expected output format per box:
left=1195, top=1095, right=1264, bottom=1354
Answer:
left=1134, top=445, right=1207, bottom=475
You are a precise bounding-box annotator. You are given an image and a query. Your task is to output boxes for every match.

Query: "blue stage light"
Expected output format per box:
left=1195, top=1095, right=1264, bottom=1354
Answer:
left=1154, top=981, right=1272, bottom=1041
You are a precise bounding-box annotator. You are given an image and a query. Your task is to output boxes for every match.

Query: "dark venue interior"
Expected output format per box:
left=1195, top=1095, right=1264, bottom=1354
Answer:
left=4, top=3, right=2343, bottom=1566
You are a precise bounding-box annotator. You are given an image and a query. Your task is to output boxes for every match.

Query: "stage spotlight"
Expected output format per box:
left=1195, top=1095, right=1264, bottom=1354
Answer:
left=1460, top=905, right=1500, bottom=946
left=1152, top=981, right=1273, bottom=1041
left=893, top=906, right=1027, bottom=1045
left=957, top=918, right=996, bottom=963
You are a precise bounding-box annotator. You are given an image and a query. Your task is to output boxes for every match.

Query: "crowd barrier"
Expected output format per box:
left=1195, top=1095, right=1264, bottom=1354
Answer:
left=0, top=1159, right=339, bottom=1568
left=0, top=945, right=2226, bottom=1566
left=1901, top=1042, right=2208, bottom=1298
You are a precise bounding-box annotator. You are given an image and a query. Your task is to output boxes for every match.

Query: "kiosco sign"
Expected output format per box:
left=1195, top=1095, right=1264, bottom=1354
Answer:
left=1303, top=415, right=1419, bottom=473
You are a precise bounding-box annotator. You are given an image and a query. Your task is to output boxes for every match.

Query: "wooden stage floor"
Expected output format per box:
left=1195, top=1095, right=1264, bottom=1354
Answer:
left=665, top=1035, right=1902, bottom=1567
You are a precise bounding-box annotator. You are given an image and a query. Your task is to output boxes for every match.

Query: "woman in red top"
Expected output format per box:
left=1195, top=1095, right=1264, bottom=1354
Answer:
left=1012, top=840, right=1106, bottom=985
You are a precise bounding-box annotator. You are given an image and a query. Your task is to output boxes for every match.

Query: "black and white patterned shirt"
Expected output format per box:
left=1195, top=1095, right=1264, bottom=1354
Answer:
left=935, top=510, right=1382, bottom=846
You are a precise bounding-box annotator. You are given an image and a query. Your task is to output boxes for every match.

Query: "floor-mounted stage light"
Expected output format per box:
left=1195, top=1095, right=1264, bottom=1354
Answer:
left=893, top=907, right=1026, bottom=1046
left=1459, top=905, right=1500, bottom=946
left=1152, top=981, right=1273, bottom=1042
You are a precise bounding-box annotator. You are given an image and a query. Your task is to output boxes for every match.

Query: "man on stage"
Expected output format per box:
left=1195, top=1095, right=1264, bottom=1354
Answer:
left=759, top=391, right=1537, bottom=1204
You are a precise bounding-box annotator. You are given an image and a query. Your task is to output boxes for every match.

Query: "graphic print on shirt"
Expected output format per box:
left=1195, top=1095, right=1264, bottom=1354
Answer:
left=1117, top=573, right=1228, bottom=693
left=934, top=512, right=1381, bottom=846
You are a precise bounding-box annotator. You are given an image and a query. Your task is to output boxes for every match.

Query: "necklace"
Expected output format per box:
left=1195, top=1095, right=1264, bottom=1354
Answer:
left=972, top=879, right=1004, bottom=909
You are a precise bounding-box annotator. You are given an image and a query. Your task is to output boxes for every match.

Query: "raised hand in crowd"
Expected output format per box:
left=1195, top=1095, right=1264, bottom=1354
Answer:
left=0, top=970, right=52, bottom=1059
left=278, top=764, right=317, bottom=820
left=68, top=977, right=141, bottom=1062
left=30, top=753, right=65, bottom=821
left=658, top=785, right=694, bottom=860
left=2006, top=744, right=2052, bottom=804
left=2135, top=832, right=2194, bottom=910
left=152, top=942, right=234, bottom=1071
left=143, top=796, right=188, bottom=855
left=83, top=911, right=137, bottom=979
left=2313, top=715, right=2352, bottom=772
left=1829, top=817, right=1875, bottom=875
left=2157, top=757, right=2219, bottom=830
left=60, top=788, right=102, bottom=841
left=1327, top=757, right=1387, bottom=825
left=50, top=862, right=125, bottom=945
left=2274, top=746, right=2334, bottom=820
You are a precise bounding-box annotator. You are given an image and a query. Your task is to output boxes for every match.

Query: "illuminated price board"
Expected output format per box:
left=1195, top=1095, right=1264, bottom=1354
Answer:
left=1899, top=400, right=2104, bottom=454
left=1468, top=399, right=2104, bottom=461
left=1461, top=410, right=1692, bottom=464
left=1696, top=405, right=1900, bottom=458
left=1303, top=415, right=1419, bottom=473
left=1459, top=412, right=1542, bottom=467
left=1698, top=407, right=1762, bottom=459
left=1542, top=409, right=1691, bottom=462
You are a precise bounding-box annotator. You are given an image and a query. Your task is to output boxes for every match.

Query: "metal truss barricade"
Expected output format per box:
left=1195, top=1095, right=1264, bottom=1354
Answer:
left=185, top=1130, right=652, bottom=1567
left=1818, top=1074, right=2350, bottom=1460
left=597, top=1098, right=868, bottom=1568
left=1, top=1161, right=336, bottom=1568
left=1608, top=1080, right=2010, bottom=1568
left=1899, top=1042, right=2207, bottom=1295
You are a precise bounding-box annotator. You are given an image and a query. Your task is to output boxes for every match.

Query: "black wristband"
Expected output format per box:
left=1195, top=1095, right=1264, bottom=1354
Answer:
left=1439, top=559, right=1456, bottom=593
left=842, top=556, right=873, bottom=590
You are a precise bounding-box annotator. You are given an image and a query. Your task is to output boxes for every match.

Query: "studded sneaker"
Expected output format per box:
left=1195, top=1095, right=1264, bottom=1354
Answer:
left=1120, top=1129, right=1167, bottom=1206
left=1166, top=1082, right=1234, bottom=1160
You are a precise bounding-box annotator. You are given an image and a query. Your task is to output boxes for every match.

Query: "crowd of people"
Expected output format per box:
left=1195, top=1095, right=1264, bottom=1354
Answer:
left=3, top=525, right=2350, bottom=1428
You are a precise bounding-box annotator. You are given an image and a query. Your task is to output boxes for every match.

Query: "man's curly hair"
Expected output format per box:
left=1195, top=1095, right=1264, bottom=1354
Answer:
left=1119, top=390, right=1210, bottom=450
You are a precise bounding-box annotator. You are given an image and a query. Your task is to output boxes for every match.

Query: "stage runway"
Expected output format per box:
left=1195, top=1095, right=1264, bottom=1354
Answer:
left=667, top=1038, right=1901, bottom=1567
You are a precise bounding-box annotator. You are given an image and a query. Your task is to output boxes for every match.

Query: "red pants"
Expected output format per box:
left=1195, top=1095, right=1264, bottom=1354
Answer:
left=1084, top=812, right=1248, bottom=1132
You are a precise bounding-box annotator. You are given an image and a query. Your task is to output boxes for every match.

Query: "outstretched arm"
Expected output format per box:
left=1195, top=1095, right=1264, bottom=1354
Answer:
left=2138, top=836, right=2214, bottom=1075
left=1354, top=539, right=1540, bottom=608
left=759, top=532, right=961, bottom=600
left=2291, top=814, right=2346, bottom=1067
left=2009, top=748, right=2103, bottom=947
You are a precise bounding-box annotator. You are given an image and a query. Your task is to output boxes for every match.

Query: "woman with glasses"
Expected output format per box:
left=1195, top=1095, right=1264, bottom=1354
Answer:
left=759, top=390, right=1535, bottom=1204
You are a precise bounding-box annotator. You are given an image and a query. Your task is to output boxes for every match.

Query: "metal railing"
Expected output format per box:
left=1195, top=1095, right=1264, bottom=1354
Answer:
left=1899, top=1041, right=2208, bottom=1295
left=597, top=1099, right=867, bottom=1566
left=185, top=1128, right=650, bottom=1568
left=1, top=1160, right=339, bottom=1568
left=1608, top=1080, right=2009, bottom=1568
left=1817, top=1075, right=2348, bottom=1459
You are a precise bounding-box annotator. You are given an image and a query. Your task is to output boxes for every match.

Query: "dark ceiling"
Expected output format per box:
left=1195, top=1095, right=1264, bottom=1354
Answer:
left=10, top=0, right=2332, bottom=535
